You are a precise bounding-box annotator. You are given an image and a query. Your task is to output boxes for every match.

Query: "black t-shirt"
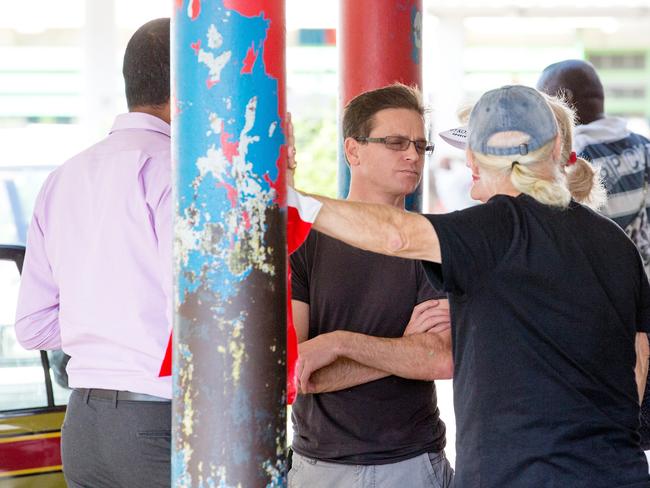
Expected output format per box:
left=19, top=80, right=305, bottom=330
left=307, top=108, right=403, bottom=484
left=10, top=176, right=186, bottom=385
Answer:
left=423, top=194, right=650, bottom=488
left=291, top=230, right=447, bottom=464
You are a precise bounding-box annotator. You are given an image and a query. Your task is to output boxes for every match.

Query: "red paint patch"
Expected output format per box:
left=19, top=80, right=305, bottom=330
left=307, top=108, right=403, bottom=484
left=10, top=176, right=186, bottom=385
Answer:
left=269, top=144, right=287, bottom=206
left=240, top=43, right=258, bottom=74
left=175, top=0, right=184, bottom=10
left=206, top=78, right=218, bottom=89
left=220, top=130, right=239, bottom=162
left=189, top=0, right=201, bottom=20
left=222, top=0, right=259, bottom=16
left=263, top=167, right=283, bottom=206
left=191, top=39, right=201, bottom=55
left=242, top=210, right=251, bottom=230
left=217, top=182, right=238, bottom=208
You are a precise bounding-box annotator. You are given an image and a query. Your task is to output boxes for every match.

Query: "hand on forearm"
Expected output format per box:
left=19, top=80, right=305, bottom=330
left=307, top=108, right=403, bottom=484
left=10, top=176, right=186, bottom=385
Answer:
left=296, top=332, right=342, bottom=394
left=404, top=299, right=451, bottom=335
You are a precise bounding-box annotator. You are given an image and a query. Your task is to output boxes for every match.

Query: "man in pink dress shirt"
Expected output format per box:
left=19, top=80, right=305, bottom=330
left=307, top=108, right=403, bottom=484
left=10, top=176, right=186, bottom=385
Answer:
left=15, top=18, right=172, bottom=488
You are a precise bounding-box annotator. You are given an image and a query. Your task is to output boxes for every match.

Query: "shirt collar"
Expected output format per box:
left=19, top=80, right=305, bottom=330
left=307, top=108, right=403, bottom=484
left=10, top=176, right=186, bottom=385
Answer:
left=110, top=112, right=171, bottom=138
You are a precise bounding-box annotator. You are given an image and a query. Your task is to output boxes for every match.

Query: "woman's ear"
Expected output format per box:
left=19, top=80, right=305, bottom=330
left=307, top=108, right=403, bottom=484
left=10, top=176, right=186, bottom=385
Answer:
left=344, top=137, right=361, bottom=167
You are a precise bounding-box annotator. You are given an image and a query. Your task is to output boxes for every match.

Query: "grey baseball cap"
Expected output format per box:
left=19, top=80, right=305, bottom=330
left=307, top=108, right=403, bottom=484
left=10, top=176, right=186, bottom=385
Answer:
left=467, top=85, right=558, bottom=157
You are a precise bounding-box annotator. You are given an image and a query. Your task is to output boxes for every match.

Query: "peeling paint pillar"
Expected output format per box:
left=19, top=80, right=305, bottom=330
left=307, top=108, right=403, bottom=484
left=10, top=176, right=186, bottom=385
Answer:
left=172, top=1, right=287, bottom=486
left=338, top=0, right=424, bottom=211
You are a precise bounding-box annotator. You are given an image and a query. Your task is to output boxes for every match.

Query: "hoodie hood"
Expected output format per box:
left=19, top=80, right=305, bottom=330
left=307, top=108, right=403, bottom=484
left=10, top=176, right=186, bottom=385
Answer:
left=574, top=117, right=630, bottom=154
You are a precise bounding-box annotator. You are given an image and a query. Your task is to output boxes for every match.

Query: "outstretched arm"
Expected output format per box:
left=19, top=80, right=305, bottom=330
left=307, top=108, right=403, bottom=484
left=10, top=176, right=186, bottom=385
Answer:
left=308, top=193, right=441, bottom=263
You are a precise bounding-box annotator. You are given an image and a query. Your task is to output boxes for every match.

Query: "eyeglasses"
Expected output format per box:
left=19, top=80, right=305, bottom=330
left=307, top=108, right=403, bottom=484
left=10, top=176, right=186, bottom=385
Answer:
left=355, top=136, right=434, bottom=155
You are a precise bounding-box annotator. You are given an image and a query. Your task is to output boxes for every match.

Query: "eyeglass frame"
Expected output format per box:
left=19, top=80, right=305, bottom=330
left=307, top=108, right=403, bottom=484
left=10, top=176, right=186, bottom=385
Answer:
left=354, top=135, right=435, bottom=156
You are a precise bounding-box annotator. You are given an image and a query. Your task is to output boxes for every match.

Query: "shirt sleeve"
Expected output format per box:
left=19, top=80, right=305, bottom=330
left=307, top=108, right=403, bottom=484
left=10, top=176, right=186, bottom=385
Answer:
left=155, top=186, right=173, bottom=332
left=420, top=197, right=515, bottom=296
left=14, top=174, right=62, bottom=350
left=143, top=151, right=173, bottom=333
left=416, top=261, right=445, bottom=303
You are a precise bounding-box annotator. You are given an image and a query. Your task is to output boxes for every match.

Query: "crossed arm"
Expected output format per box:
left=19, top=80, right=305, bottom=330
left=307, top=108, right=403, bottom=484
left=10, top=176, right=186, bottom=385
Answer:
left=293, top=299, right=453, bottom=395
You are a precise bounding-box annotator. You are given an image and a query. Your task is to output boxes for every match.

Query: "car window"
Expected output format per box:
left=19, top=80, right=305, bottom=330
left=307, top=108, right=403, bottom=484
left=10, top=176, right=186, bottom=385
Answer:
left=0, top=166, right=55, bottom=245
left=0, top=182, right=19, bottom=244
left=0, top=259, right=47, bottom=410
left=0, top=252, right=70, bottom=411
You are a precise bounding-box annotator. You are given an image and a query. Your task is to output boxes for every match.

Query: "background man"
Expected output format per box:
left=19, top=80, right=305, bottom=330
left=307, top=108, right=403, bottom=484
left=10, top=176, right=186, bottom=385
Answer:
left=15, top=18, right=172, bottom=488
left=537, top=59, right=650, bottom=239
left=289, top=83, right=454, bottom=487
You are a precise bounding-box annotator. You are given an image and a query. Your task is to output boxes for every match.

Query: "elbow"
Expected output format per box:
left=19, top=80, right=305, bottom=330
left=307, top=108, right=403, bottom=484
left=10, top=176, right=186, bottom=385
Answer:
left=422, top=354, right=454, bottom=381
left=15, top=326, right=41, bottom=350
left=384, top=219, right=408, bottom=256
left=439, top=357, right=454, bottom=380
left=15, top=317, right=61, bottom=351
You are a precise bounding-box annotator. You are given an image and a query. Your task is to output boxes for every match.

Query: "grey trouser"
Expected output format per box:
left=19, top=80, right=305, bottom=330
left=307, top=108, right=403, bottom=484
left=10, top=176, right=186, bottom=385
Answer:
left=61, top=388, right=171, bottom=488
left=289, top=451, right=454, bottom=487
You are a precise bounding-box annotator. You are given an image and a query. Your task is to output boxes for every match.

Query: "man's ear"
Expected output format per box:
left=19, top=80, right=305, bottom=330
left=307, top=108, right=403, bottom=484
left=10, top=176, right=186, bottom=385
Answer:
left=344, top=137, right=361, bottom=167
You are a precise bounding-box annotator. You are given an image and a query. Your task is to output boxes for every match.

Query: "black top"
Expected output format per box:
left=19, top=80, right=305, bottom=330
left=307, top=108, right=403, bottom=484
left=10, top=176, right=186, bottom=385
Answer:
left=291, top=231, right=447, bottom=464
left=423, top=194, right=650, bottom=488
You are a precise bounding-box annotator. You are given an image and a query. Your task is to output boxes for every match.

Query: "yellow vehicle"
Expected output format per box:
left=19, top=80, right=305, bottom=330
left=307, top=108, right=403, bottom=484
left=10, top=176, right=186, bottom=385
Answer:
left=0, top=245, right=67, bottom=487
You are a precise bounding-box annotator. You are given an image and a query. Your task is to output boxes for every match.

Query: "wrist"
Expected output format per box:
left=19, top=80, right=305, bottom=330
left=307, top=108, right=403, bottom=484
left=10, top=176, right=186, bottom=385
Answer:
left=331, top=330, right=349, bottom=357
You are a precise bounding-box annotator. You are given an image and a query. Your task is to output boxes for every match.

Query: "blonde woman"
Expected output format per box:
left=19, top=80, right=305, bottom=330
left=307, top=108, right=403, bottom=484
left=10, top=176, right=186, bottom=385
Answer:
left=296, top=85, right=650, bottom=487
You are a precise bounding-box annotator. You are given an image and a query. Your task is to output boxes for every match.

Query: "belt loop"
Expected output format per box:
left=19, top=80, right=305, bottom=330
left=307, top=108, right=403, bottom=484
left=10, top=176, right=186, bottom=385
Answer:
left=84, top=388, right=91, bottom=404
left=113, top=390, right=118, bottom=408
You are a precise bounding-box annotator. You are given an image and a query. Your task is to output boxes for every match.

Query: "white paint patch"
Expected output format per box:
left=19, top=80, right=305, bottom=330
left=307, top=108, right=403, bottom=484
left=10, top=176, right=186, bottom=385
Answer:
left=268, top=121, right=277, bottom=138
left=207, top=24, right=223, bottom=49
left=174, top=214, right=201, bottom=268
left=196, top=145, right=228, bottom=179
left=198, top=49, right=232, bottom=85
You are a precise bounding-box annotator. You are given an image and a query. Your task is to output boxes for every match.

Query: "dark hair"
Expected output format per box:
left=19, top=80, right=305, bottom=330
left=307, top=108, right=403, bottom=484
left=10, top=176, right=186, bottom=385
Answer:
left=342, top=83, right=425, bottom=139
left=123, top=18, right=170, bottom=110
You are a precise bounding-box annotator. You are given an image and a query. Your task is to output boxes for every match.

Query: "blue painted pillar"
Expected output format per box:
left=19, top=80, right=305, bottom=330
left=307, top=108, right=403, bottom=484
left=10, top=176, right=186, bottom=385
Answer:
left=172, top=1, right=287, bottom=486
left=339, top=0, right=424, bottom=211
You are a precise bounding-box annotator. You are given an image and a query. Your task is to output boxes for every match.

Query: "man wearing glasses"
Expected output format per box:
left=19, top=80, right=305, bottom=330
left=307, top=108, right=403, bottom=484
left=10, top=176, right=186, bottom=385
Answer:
left=289, top=84, right=454, bottom=487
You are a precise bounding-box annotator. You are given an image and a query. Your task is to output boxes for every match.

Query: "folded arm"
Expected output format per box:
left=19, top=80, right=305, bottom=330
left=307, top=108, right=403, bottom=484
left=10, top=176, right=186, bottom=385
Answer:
left=295, top=299, right=453, bottom=394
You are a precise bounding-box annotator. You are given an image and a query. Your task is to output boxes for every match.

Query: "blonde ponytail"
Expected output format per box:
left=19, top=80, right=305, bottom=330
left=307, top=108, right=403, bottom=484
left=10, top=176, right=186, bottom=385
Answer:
left=542, top=94, right=606, bottom=209
left=565, top=156, right=606, bottom=209
left=510, top=160, right=571, bottom=207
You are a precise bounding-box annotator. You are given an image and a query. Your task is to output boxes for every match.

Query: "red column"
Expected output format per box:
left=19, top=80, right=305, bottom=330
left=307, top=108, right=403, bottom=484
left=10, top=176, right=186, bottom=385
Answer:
left=339, top=0, right=424, bottom=210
